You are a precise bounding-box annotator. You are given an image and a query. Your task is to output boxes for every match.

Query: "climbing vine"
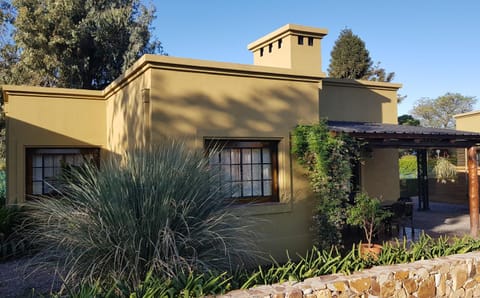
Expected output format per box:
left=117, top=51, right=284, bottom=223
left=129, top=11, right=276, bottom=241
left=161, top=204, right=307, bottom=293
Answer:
left=292, top=120, right=363, bottom=249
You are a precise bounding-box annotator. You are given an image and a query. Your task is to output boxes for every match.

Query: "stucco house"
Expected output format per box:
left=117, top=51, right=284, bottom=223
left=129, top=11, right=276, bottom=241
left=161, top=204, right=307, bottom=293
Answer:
left=3, top=24, right=407, bottom=259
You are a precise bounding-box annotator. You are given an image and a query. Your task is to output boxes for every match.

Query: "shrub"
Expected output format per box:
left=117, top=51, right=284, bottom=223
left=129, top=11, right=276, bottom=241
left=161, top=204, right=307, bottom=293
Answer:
left=0, top=205, right=30, bottom=260
left=399, top=154, right=417, bottom=179
left=24, top=141, right=258, bottom=288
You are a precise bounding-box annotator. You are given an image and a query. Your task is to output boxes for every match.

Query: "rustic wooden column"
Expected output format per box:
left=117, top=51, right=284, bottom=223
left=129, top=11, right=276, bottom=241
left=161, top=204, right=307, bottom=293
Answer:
left=467, top=146, right=479, bottom=238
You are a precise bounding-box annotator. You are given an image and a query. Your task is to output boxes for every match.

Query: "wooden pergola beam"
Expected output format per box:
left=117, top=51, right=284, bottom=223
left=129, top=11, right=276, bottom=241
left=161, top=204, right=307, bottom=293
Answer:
left=468, top=146, right=479, bottom=238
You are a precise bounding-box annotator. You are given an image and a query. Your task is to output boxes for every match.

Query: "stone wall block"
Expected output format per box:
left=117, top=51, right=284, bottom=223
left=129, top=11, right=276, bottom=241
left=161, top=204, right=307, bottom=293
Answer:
left=403, top=278, right=417, bottom=294
left=452, top=266, right=468, bottom=290
left=314, top=289, right=332, bottom=298
left=349, top=277, right=371, bottom=293
left=416, top=276, right=435, bottom=298
left=380, top=280, right=395, bottom=297
left=394, top=271, right=409, bottom=281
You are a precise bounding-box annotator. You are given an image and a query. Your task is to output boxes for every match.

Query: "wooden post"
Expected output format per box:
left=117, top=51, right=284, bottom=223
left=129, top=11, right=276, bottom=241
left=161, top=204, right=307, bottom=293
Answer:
left=467, top=146, right=479, bottom=238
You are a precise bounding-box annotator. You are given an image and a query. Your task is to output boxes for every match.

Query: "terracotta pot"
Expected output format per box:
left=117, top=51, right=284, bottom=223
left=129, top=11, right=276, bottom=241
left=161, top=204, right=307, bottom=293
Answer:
left=359, top=243, right=383, bottom=260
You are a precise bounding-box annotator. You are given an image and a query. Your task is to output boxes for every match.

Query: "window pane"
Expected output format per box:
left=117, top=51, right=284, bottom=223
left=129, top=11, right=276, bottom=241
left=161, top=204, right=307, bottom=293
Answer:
left=231, top=165, right=241, bottom=181
left=242, top=181, right=252, bottom=196
left=33, top=168, right=43, bottom=180
left=221, top=149, right=230, bottom=164
left=44, top=156, right=53, bottom=167
left=262, top=148, right=271, bottom=163
left=263, top=164, right=271, bottom=179
left=221, top=165, right=231, bottom=180
left=33, top=155, right=42, bottom=167
left=53, top=155, right=62, bottom=167
left=263, top=180, right=272, bottom=196
left=242, top=164, right=252, bottom=180
left=252, top=165, right=261, bottom=180
left=65, top=155, right=74, bottom=165
left=44, top=167, right=53, bottom=178
left=252, top=149, right=261, bottom=163
left=32, top=182, right=42, bottom=195
left=232, top=183, right=241, bottom=197
left=231, top=149, right=241, bottom=164
left=242, top=149, right=251, bottom=163
left=252, top=181, right=262, bottom=196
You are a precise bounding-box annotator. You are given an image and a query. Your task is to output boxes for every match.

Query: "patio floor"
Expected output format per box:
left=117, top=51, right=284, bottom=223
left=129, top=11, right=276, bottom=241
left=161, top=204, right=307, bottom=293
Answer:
left=385, top=198, right=472, bottom=242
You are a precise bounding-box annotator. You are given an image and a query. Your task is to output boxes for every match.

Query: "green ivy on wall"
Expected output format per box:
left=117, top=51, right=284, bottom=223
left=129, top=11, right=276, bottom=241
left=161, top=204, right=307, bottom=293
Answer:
left=292, top=120, right=363, bottom=249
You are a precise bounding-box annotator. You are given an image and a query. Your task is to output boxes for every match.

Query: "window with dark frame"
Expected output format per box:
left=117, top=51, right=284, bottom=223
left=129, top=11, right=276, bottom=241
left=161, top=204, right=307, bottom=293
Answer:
left=205, top=140, right=279, bottom=203
left=26, top=148, right=100, bottom=196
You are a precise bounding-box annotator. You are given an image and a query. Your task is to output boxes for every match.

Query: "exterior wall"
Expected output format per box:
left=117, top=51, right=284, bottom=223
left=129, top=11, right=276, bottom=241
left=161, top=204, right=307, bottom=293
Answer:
left=454, top=111, right=480, bottom=133
left=3, top=86, right=106, bottom=204
left=320, top=78, right=402, bottom=203
left=149, top=58, right=322, bottom=260
left=221, top=252, right=480, bottom=297
left=319, top=78, right=399, bottom=124
left=105, top=66, right=152, bottom=155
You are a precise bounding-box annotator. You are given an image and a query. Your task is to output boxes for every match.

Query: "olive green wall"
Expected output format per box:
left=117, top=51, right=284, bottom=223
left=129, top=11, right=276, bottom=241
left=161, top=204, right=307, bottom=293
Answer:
left=3, top=86, right=106, bottom=204
left=148, top=56, right=322, bottom=259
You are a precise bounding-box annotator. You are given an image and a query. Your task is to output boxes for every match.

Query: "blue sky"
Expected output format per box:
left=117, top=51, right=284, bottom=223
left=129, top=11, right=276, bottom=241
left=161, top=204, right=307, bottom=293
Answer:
left=153, top=0, right=480, bottom=116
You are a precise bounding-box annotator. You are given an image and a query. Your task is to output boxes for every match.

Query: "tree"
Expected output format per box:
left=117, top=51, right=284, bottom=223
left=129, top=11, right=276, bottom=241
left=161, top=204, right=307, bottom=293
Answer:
left=398, top=114, right=420, bottom=126
left=10, top=0, right=163, bottom=90
left=410, top=93, right=476, bottom=128
left=328, top=29, right=395, bottom=83
left=328, top=29, right=372, bottom=80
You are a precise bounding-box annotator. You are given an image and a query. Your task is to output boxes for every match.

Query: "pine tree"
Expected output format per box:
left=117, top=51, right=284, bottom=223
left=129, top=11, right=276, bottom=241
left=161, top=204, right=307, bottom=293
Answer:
left=10, top=0, right=163, bottom=90
left=328, top=29, right=372, bottom=80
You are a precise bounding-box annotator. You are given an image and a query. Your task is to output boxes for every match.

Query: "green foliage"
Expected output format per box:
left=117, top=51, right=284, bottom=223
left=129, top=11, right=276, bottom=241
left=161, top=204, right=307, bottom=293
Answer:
left=433, top=157, right=457, bottom=183
left=24, top=141, right=258, bottom=289
left=328, top=28, right=372, bottom=79
left=398, top=114, right=420, bottom=126
left=9, top=0, right=163, bottom=89
left=410, top=93, right=476, bottom=128
left=346, top=193, right=392, bottom=246
left=0, top=204, right=31, bottom=260
left=63, top=233, right=480, bottom=296
left=399, top=155, right=417, bottom=179
left=292, top=121, right=362, bottom=249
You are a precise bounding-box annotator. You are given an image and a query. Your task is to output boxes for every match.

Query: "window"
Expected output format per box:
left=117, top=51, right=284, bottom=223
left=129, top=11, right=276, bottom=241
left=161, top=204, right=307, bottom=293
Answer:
left=26, top=148, right=100, bottom=196
left=278, top=39, right=282, bottom=49
left=298, top=36, right=304, bottom=45
left=260, top=48, right=264, bottom=57
left=205, top=140, right=279, bottom=203
left=268, top=43, right=273, bottom=53
left=308, top=37, right=314, bottom=46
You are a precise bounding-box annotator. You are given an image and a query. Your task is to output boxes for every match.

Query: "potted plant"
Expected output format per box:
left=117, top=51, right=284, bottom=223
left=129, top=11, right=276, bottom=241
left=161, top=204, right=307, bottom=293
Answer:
left=346, top=192, right=392, bottom=258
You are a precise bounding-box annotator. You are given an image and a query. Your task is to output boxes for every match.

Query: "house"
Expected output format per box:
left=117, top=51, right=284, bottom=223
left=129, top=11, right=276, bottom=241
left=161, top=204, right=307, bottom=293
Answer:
left=3, top=24, right=403, bottom=259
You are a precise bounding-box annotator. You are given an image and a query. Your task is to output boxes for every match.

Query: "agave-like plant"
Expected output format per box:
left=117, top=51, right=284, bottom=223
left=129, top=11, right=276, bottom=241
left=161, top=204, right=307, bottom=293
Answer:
left=24, top=141, right=259, bottom=287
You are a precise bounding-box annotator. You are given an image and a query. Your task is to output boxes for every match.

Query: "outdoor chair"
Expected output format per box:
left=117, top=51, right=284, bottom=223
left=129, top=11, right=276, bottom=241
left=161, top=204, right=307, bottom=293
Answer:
left=382, top=197, right=414, bottom=237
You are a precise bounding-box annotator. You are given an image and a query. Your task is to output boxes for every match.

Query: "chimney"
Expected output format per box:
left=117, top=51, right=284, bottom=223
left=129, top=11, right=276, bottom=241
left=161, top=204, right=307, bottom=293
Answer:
left=247, top=24, right=328, bottom=74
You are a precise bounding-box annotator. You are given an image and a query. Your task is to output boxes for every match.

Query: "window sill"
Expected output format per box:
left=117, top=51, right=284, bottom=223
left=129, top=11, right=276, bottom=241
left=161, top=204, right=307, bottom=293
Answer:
left=229, top=201, right=292, bottom=216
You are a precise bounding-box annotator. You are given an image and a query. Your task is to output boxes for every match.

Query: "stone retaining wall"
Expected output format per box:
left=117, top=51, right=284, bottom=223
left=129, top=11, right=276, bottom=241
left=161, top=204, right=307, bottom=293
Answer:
left=220, top=251, right=480, bottom=298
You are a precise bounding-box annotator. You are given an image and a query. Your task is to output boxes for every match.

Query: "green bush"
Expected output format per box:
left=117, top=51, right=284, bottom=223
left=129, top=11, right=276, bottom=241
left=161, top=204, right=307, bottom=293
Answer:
left=65, top=233, right=480, bottom=297
left=399, top=155, right=417, bottom=179
left=0, top=205, right=31, bottom=260
left=25, top=141, right=258, bottom=288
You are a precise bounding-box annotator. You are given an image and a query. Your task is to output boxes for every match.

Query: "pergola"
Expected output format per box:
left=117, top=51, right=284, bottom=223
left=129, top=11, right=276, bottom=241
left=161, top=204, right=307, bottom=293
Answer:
left=328, top=121, right=480, bottom=237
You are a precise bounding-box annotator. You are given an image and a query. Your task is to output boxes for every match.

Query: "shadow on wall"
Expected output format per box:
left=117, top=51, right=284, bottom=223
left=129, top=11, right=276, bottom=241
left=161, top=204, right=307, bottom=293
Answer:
left=319, top=80, right=395, bottom=123
left=150, top=84, right=319, bottom=140
left=7, top=118, right=113, bottom=204
left=107, top=74, right=149, bottom=154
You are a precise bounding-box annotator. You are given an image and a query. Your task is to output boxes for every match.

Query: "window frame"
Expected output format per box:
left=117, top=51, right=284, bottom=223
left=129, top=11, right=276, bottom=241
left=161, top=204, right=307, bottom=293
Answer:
left=205, top=139, right=279, bottom=204
left=25, top=147, right=100, bottom=197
